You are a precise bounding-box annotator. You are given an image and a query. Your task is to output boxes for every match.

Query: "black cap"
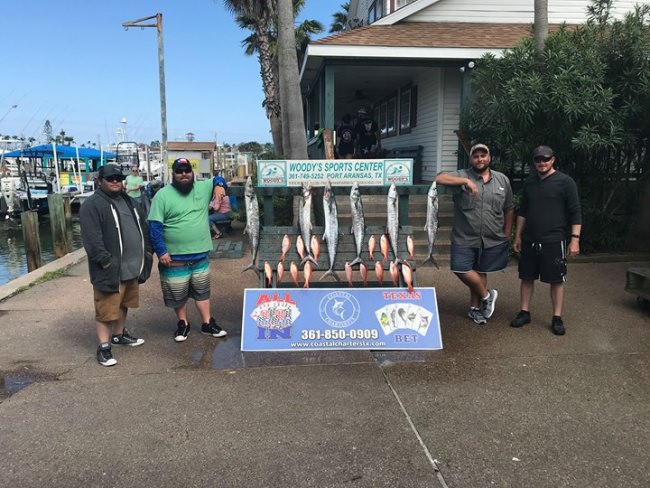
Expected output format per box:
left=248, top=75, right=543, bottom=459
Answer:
left=533, top=145, right=554, bottom=159
left=172, top=158, right=193, bottom=172
left=98, top=163, right=125, bottom=180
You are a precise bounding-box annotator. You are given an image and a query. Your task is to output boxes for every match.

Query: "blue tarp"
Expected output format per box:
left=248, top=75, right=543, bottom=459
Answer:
left=2, top=144, right=116, bottom=159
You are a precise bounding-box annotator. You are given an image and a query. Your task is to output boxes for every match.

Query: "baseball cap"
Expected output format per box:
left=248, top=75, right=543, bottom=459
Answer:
left=98, top=163, right=125, bottom=180
left=172, top=158, right=193, bottom=172
left=533, top=145, right=554, bottom=159
left=469, top=143, right=490, bottom=156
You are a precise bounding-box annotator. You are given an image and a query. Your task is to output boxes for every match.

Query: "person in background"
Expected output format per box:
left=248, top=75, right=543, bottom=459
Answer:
left=435, top=144, right=514, bottom=325
left=124, top=165, right=144, bottom=205
left=148, top=158, right=227, bottom=342
left=337, top=113, right=356, bottom=159
left=511, top=145, right=582, bottom=335
left=355, top=108, right=380, bottom=158
left=80, top=163, right=152, bottom=367
left=208, top=175, right=232, bottom=239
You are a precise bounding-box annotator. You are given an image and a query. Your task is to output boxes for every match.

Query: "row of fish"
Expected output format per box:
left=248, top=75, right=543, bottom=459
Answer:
left=261, top=257, right=415, bottom=291
left=241, top=176, right=440, bottom=286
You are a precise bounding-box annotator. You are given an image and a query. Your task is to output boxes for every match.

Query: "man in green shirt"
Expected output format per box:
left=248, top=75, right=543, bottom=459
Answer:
left=124, top=165, right=144, bottom=205
left=148, top=158, right=227, bottom=342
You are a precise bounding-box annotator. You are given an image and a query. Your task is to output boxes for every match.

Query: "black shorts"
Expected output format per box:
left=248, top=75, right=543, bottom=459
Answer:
left=518, top=240, right=567, bottom=283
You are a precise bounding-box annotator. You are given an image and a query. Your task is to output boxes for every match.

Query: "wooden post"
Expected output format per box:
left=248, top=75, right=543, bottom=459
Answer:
left=323, top=129, right=335, bottom=160
left=63, top=195, right=72, bottom=222
left=21, top=210, right=42, bottom=272
left=48, top=194, right=69, bottom=258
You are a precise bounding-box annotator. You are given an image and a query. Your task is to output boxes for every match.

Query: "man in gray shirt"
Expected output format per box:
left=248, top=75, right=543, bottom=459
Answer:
left=436, top=144, right=514, bottom=324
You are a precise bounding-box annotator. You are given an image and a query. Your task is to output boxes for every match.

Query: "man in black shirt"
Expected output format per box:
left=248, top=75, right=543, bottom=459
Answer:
left=355, top=108, right=380, bottom=158
left=511, top=146, right=582, bottom=335
left=337, top=113, right=356, bottom=159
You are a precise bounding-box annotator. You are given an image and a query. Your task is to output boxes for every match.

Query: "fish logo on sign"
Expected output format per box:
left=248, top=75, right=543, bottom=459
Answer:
left=319, top=291, right=360, bottom=328
left=259, top=162, right=286, bottom=186
left=384, top=160, right=411, bottom=185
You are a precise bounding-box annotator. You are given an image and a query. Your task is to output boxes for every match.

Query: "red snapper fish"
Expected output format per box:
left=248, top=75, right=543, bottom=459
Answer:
left=375, top=261, right=384, bottom=286
left=303, top=261, right=313, bottom=288
left=360, top=262, right=368, bottom=287
left=407, top=235, right=415, bottom=260
left=296, top=235, right=306, bottom=261
left=290, top=262, right=299, bottom=287
left=310, top=235, right=320, bottom=264
left=401, top=262, right=415, bottom=293
left=264, top=261, right=273, bottom=287
left=368, top=234, right=376, bottom=261
left=280, top=234, right=291, bottom=262
left=390, top=261, right=399, bottom=287
left=345, top=262, right=353, bottom=287
left=277, top=261, right=284, bottom=283
left=380, top=234, right=389, bottom=263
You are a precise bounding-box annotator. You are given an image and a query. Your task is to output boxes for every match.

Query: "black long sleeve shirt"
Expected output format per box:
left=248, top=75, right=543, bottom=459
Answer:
left=519, top=170, right=582, bottom=243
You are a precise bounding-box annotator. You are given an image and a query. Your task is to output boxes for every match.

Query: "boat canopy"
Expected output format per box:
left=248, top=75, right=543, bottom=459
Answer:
left=2, top=144, right=116, bottom=160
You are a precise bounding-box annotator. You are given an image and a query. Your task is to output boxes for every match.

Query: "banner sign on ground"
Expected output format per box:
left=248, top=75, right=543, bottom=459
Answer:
left=241, top=288, right=442, bottom=352
left=257, top=159, right=413, bottom=187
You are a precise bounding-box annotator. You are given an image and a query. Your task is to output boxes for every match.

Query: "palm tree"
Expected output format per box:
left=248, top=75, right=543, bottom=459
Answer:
left=330, top=2, right=350, bottom=33
left=277, top=0, right=307, bottom=159
left=226, top=0, right=321, bottom=157
left=534, top=0, right=548, bottom=51
left=223, top=0, right=283, bottom=155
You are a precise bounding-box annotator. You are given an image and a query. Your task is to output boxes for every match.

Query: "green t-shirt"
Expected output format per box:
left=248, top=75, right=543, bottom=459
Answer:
left=124, top=174, right=144, bottom=198
left=148, top=179, right=214, bottom=255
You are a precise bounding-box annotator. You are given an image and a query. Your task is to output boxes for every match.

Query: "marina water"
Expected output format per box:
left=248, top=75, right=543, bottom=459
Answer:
left=0, top=216, right=83, bottom=286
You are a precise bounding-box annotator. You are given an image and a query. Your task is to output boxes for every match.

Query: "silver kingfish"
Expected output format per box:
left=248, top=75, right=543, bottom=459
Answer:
left=386, top=183, right=401, bottom=264
left=422, top=181, right=440, bottom=268
left=299, top=183, right=318, bottom=266
left=242, top=176, right=261, bottom=276
left=320, top=180, right=341, bottom=281
left=349, top=182, right=366, bottom=267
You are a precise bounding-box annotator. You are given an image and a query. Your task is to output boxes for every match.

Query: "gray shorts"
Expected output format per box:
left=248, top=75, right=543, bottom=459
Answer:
left=450, top=241, right=509, bottom=274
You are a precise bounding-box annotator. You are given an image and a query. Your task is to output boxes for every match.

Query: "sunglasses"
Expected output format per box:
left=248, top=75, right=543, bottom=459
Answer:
left=104, top=176, right=124, bottom=183
left=534, top=156, right=553, bottom=163
left=174, top=168, right=192, bottom=174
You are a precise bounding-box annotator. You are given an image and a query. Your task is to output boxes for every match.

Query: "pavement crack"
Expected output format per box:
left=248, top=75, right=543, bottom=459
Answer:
left=379, top=367, right=450, bottom=488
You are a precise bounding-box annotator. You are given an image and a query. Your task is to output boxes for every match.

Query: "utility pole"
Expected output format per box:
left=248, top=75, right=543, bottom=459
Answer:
left=122, top=13, right=168, bottom=182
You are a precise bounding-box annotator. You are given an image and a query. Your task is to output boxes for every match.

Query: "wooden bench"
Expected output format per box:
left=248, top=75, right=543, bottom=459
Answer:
left=256, top=224, right=416, bottom=288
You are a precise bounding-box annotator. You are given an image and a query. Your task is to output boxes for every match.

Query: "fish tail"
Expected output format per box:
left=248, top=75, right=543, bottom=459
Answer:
left=349, top=256, right=365, bottom=268
left=300, top=255, right=319, bottom=267
left=422, top=255, right=440, bottom=269
left=242, top=262, right=260, bottom=277
left=319, top=269, right=341, bottom=282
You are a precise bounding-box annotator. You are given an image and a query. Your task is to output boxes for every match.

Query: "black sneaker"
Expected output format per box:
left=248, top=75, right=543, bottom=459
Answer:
left=510, top=310, right=531, bottom=328
left=201, top=318, right=227, bottom=338
left=97, top=343, right=117, bottom=367
left=112, top=328, right=145, bottom=347
left=174, top=321, right=190, bottom=342
left=551, top=316, right=566, bottom=335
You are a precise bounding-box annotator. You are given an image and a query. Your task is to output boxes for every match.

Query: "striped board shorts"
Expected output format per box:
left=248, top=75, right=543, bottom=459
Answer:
left=158, top=257, right=210, bottom=308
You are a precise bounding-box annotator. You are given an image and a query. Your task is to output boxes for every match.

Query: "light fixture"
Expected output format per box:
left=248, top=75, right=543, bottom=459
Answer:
left=467, top=61, right=476, bottom=69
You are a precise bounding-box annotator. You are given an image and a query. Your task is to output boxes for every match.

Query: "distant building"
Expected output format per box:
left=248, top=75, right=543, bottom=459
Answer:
left=168, top=141, right=216, bottom=179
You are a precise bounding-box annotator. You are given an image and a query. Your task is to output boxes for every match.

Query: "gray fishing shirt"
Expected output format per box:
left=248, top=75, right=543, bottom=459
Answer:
left=449, top=168, right=513, bottom=248
left=113, top=196, right=144, bottom=281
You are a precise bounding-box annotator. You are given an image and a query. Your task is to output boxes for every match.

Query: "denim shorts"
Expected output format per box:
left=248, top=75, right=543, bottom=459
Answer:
left=450, top=241, right=509, bottom=274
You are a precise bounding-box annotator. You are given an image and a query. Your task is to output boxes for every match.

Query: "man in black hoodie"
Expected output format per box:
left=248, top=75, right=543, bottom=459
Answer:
left=80, top=163, right=152, bottom=366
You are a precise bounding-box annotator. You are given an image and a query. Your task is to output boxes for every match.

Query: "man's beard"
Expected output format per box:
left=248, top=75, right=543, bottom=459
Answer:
left=172, top=178, right=194, bottom=194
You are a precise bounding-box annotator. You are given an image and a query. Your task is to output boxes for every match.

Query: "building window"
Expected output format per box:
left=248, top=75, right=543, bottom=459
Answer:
left=386, top=96, right=397, bottom=137
left=395, top=0, right=416, bottom=10
left=399, top=84, right=418, bottom=134
left=368, top=0, right=384, bottom=24
left=202, top=151, right=211, bottom=159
